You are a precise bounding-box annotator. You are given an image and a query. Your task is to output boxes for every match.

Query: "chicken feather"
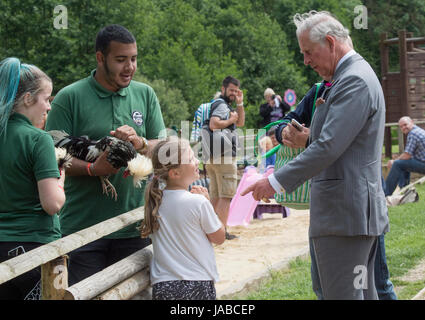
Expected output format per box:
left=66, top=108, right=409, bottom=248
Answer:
left=48, top=130, right=152, bottom=200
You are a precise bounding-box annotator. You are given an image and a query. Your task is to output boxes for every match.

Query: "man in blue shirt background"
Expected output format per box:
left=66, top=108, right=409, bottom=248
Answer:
left=384, top=116, right=425, bottom=196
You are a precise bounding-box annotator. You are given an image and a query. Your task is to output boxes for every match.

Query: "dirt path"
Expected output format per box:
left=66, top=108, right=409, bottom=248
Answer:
left=395, top=258, right=425, bottom=299
left=213, top=209, right=310, bottom=298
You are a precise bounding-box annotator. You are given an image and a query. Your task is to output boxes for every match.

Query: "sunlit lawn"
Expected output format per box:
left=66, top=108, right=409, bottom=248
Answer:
left=231, top=183, right=425, bottom=300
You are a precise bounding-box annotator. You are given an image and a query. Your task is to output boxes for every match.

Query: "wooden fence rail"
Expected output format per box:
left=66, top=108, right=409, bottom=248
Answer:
left=65, top=247, right=152, bottom=300
left=0, top=206, right=147, bottom=299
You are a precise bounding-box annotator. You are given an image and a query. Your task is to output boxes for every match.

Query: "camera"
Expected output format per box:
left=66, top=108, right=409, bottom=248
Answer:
left=271, top=94, right=276, bottom=100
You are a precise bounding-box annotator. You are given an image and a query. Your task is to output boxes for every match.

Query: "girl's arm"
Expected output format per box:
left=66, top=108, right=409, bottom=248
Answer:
left=207, top=225, right=226, bottom=245
left=37, top=170, right=66, bottom=215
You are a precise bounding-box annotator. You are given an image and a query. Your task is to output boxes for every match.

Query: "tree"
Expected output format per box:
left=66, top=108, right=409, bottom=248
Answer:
left=133, top=74, right=190, bottom=129
left=3, top=0, right=424, bottom=129
left=137, top=0, right=241, bottom=114
left=189, top=0, right=309, bottom=107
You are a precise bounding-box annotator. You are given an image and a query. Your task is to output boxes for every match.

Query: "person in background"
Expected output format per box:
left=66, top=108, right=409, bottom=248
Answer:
left=384, top=116, right=425, bottom=196
left=45, top=24, right=165, bottom=286
left=201, top=76, right=245, bottom=240
left=141, top=137, right=225, bottom=300
left=260, top=126, right=279, bottom=167
left=259, top=88, right=290, bottom=127
left=0, top=57, right=65, bottom=300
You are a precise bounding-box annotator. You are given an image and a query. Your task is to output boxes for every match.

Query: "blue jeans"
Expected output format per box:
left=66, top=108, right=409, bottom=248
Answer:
left=374, top=234, right=397, bottom=300
left=309, top=234, right=397, bottom=300
left=385, top=158, right=425, bottom=196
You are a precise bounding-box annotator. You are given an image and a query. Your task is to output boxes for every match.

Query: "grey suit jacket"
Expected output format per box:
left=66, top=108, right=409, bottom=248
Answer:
left=275, top=54, right=389, bottom=237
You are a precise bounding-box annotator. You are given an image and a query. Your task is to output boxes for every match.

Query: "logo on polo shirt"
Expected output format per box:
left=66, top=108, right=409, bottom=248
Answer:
left=132, top=111, right=144, bottom=126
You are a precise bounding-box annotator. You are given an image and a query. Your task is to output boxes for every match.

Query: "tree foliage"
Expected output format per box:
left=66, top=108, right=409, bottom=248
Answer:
left=1, top=0, right=425, bottom=129
left=133, top=74, right=190, bottom=129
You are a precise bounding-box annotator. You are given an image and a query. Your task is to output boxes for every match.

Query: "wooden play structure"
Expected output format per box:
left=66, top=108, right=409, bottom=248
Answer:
left=380, top=30, right=425, bottom=158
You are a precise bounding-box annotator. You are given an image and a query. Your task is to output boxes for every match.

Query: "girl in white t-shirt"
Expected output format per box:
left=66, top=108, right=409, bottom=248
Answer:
left=140, top=137, right=225, bottom=300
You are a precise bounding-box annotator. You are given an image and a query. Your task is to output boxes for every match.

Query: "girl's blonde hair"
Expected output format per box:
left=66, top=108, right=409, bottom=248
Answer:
left=140, top=137, right=191, bottom=237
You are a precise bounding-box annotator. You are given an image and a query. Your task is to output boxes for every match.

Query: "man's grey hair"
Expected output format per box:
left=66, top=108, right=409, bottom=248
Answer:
left=293, top=11, right=350, bottom=46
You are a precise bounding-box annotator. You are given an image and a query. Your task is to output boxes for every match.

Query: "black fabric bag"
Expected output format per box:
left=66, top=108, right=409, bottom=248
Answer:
left=201, top=99, right=237, bottom=161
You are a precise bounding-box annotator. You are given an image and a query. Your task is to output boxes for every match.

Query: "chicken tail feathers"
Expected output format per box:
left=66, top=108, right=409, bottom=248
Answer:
left=126, top=154, right=153, bottom=187
left=48, top=130, right=71, bottom=148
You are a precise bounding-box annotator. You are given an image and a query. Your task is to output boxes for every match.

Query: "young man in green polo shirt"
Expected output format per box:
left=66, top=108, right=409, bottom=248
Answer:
left=45, top=24, right=165, bottom=285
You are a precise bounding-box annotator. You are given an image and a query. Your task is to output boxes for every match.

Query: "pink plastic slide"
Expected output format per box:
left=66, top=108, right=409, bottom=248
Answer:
left=227, top=166, right=274, bottom=226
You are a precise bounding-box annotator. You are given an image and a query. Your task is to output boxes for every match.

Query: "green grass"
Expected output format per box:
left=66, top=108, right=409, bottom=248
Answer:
left=232, top=256, right=317, bottom=300
left=232, top=183, right=425, bottom=300
left=384, top=183, right=425, bottom=299
left=232, top=257, right=316, bottom=300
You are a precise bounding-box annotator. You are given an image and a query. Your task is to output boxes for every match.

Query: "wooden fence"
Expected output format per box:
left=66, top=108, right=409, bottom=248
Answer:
left=0, top=133, right=259, bottom=301
left=0, top=206, right=151, bottom=300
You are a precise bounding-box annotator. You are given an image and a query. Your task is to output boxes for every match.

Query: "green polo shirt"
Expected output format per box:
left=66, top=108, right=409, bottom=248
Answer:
left=45, top=70, right=165, bottom=238
left=0, top=113, right=61, bottom=243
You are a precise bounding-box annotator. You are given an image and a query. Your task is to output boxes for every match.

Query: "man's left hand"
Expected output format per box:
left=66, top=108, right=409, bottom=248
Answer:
left=110, top=125, right=146, bottom=151
left=240, top=177, right=275, bottom=201
left=387, top=159, right=394, bottom=170
left=282, top=124, right=310, bottom=149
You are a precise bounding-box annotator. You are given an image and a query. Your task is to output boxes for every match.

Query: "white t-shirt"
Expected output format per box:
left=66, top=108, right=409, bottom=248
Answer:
left=150, top=189, right=222, bottom=285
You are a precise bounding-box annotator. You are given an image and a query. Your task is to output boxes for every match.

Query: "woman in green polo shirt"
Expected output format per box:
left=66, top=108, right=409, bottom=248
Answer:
left=0, top=57, right=66, bottom=300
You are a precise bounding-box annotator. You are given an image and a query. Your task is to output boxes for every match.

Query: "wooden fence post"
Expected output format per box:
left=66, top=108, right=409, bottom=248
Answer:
left=41, top=255, right=68, bottom=300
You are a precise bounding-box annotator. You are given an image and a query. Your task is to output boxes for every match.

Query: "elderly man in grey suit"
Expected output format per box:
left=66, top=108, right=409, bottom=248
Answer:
left=242, top=11, right=389, bottom=300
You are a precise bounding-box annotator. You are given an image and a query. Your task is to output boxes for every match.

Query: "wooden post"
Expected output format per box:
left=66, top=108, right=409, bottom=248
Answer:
left=41, top=256, right=68, bottom=300
left=397, top=127, right=405, bottom=154
left=399, top=30, right=409, bottom=117
left=407, top=32, right=414, bottom=51
left=380, top=33, right=389, bottom=76
left=381, top=32, right=392, bottom=158
left=384, top=127, right=392, bottom=159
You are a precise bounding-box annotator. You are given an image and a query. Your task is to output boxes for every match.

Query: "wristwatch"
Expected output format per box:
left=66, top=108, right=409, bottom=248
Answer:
left=137, top=137, right=149, bottom=153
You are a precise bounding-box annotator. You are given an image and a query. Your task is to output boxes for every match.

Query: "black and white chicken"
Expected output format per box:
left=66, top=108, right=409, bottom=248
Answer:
left=48, top=130, right=153, bottom=200
left=54, top=147, right=72, bottom=170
